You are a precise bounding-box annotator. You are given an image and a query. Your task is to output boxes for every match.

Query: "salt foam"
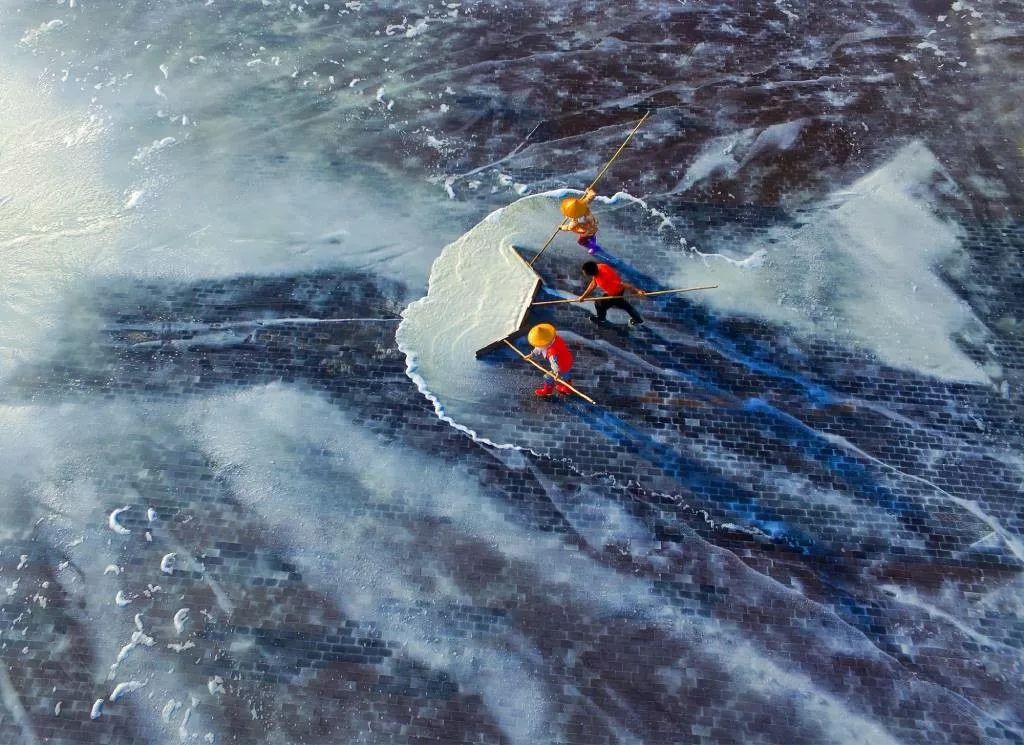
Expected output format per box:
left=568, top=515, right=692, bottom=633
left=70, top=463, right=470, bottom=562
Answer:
left=673, top=141, right=989, bottom=383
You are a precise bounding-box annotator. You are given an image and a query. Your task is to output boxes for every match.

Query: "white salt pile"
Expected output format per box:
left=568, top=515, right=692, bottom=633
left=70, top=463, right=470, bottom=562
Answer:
left=173, top=608, right=190, bottom=635
left=397, top=194, right=555, bottom=434
left=160, top=552, right=177, bottom=574
left=109, top=680, right=145, bottom=702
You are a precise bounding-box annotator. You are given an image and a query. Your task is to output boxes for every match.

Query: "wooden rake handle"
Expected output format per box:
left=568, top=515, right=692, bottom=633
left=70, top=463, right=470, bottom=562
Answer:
left=532, top=284, right=719, bottom=306
left=585, top=110, right=651, bottom=193
left=529, top=111, right=651, bottom=268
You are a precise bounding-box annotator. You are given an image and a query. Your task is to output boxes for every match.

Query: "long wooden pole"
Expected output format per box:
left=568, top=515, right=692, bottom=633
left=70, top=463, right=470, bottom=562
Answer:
left=528, top=222, right=569, bottom=269
left=502, top=339, right=596, bottom=405
left=532, top=284, right=719, bottom=306
left=586, top=110, right=651, bottom=191
left=529, top=111, right=651, bottom=267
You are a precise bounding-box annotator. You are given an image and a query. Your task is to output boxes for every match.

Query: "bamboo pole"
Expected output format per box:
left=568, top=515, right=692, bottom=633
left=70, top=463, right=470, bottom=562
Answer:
left=528, top=221, right=569, bottom=269
left=502, top=339, right=596, bottom=405
left=532, top=284, right=719, bottom=306
left=587, top=110, right=651, bottom=190
left=529, top=111, right=651, bottom=267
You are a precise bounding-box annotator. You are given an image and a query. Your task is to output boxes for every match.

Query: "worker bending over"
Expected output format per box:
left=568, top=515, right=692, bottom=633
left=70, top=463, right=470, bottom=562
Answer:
left=527, top=323, right=575, bottom=397
left=558, top=188, right=604, bottom=255
left=578, top=261, right=646, bottom=327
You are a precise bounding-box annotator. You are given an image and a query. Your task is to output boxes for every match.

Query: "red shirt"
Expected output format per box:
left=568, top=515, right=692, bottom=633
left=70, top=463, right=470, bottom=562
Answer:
left=593, top=263, right=623, bottom=296
left=542, top=335, right=574, bottom=373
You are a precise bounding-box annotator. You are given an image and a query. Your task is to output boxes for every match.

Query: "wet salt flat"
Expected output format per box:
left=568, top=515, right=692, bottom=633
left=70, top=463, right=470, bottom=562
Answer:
left=1, top=1, right=1023, bottom=743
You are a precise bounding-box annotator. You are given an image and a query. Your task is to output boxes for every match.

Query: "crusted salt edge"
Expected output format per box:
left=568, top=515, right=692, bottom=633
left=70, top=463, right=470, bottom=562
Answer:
left=398, top=346, right=522, bottom=451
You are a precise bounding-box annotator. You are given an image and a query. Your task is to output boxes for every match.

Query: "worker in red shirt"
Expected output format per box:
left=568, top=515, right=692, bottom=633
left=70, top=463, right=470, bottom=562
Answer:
left=527, top=323, right=575, bottom=397
left=578, top=261, right=646, bottom=327
left=558, top=188, right=604, bottom=255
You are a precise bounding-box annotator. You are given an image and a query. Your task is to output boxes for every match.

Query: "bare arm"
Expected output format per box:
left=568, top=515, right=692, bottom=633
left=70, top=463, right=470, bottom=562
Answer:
left=578, top=278, right=598, bottom=301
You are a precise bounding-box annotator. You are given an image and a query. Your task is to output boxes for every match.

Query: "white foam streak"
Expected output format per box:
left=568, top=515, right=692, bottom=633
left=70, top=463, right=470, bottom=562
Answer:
left=187, top=385, right=923, bottom=742
left=949, top=498, right=1024, bottom=563
left=880, top=584, right=1019, bottom=655
left=0, top=73, right=124, bottom=380
left=673, top=141, right=989, bottom=382
left=720, top=639, right=902, bottom=745
left=674, top=128, right=754, bottom=192
left=0, top=667, right=39, bottom=744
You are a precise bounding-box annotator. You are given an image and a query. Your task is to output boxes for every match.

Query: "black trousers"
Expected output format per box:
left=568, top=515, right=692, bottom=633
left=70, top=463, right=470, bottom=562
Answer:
left=594, top=296, right=642, bottom=323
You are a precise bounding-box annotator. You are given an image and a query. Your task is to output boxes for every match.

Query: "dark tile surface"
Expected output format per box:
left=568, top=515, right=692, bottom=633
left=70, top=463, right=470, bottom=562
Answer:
left=1, top=0, right=1023, bottom=743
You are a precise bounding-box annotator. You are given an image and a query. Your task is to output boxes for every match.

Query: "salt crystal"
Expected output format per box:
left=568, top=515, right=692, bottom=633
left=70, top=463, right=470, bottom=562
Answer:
left=173, top=608, right=190, bottom=635
left=108, top=506, right=131, bottom=535
left=109, top=680, right=145, bottom=701
left=160, top=553, right=177, bottom=574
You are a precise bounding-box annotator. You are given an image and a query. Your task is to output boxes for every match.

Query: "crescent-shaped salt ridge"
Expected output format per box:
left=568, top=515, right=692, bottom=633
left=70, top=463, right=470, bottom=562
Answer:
left=173, top=608, right=190, bottom=635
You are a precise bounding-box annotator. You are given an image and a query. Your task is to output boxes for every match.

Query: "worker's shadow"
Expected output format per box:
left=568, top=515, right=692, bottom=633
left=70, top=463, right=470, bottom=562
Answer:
left=556, top=398, right=973, bottom=649
left=560, top=398, right=819, bottom=554
left=588, top=254, right=837, bottom=408
left=561, top=386, right=952, bottom=564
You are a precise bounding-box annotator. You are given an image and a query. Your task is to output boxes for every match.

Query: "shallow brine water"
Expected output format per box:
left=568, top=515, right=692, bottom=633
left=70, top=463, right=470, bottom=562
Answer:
left=1, top=1, right=1023, bottom=743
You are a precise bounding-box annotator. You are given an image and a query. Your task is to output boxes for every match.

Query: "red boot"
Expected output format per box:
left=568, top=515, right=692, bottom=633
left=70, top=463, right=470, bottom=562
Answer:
left=535, top=382, right=555, bottom=397
left=555, top=382, right=573, bottom=395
